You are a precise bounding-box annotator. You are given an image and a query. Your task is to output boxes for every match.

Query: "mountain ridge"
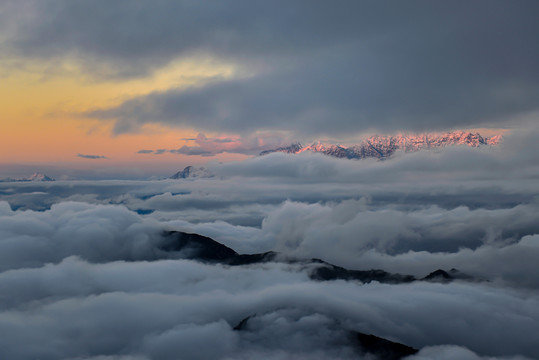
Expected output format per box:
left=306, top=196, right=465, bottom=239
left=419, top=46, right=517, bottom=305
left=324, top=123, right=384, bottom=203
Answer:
left=0, top=173, right=55, bottom=182
left=159, top=231, right=472, bottom=285
left=260, top=131, right=502, bottom=160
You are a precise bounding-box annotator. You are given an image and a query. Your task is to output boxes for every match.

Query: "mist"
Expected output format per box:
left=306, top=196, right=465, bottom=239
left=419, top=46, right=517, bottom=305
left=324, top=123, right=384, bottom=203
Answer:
left=0, top=127, right=538, bottom=359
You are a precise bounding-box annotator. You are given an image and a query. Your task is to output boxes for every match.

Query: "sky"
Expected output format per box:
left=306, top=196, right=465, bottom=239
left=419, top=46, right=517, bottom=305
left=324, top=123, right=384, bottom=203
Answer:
left=1, top=0, right=538, bottom=178
left=1, top=2, right=539, bottom=359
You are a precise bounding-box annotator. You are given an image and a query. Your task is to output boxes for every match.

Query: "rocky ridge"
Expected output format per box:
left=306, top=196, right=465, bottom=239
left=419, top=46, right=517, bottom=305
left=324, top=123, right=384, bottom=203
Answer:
left=260, top=131, right=502, bottom=160
left=159, top=231, right=472, bottom=285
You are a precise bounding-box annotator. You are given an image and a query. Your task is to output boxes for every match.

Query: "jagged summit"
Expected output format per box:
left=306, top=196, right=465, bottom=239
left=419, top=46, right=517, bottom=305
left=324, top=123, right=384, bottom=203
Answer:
left=160, top=231, right=475, bottom=285
left=260, top=131, right=502, bottom=160
left=0, top=173, right=55, bottom=182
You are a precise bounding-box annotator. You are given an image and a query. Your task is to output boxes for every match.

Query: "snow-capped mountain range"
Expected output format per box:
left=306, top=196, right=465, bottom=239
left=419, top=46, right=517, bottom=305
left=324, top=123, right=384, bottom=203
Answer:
left=0, top=173, right=55, bottom=182
left=260, top=131, right=502, bottom=160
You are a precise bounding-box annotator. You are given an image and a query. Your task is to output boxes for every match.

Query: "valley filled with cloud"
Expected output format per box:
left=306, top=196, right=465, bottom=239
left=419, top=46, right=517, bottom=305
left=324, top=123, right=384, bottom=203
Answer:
left=2, top=125, right=539, bottom=359
left=1, top=1, right=538, bottom=358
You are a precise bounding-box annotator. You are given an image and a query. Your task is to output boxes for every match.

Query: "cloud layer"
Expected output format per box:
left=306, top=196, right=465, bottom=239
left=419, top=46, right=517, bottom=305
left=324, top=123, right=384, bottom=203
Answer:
left=0, top=202, right=538, bottom=359
left=2, top=1, right=538, bottom=136
left=1, top=88, right=539, bottom=359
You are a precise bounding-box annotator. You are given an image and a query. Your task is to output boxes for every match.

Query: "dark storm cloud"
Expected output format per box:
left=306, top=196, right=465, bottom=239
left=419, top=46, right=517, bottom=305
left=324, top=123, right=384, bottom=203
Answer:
left=90, top=56, right=539, bottom=136
left=2, top=0, right=538, bottom=134
left=77, top=153, right=108, bottom=159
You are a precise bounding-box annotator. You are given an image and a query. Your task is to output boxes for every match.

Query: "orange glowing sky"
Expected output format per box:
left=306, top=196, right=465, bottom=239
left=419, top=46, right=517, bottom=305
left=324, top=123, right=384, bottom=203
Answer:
left=0, top=51, right=512, bottom=180
left=0, top=57, right=248, bottom=176
left=1, top=1, right=536, bottom=181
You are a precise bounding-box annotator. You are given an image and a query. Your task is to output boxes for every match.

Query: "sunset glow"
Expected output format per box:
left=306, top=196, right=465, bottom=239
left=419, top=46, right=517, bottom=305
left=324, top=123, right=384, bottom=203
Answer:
left=1, top=2, right=538, bottom=359
left=0, top=55, right=242, bottom=174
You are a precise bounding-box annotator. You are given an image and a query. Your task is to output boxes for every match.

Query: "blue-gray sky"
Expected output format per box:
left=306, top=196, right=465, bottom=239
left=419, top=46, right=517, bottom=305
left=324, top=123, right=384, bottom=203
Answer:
left=2, top=0, right=538, bottom=138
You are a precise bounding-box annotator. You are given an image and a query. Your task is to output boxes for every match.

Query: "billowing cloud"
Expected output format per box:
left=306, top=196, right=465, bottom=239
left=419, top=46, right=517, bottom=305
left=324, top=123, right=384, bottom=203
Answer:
left=0, top=211, right=537, bottom=360
left=0, top=202, right=538, bottom=359
left=1, top=109, right=539, bottom=359
left=2, top=1, right=538, bottom=136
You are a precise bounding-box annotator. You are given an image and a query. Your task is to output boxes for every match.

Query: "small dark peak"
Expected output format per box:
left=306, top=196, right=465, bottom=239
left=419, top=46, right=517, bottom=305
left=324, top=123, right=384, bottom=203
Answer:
left=309, top=263, right=416, bottom=284
left=423, top=268, right=474, bottom=282
left=158, top=231, right=278, bottom=265
left=232, top=315, right=253, bottom=331
left=423, top=269, right=453, bottom=282
left=351, top=332, right=419, bottom=360
left=228, top=251, right=278, bottom=265
left=159, top=231, right=238, bottom=262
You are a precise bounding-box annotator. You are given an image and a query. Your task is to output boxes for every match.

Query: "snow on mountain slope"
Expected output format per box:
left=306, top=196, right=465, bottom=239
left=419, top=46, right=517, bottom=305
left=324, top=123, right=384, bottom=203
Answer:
left=170, top=166, right=214, bottom=179
left=0, top=173, right=55, bottom=182
left=261, top=131, right=502, bottom=160
left=27, top=173, right=55, bottom=182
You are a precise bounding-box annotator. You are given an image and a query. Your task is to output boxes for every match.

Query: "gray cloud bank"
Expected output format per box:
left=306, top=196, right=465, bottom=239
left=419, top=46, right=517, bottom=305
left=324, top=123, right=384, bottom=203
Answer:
left=2, top=1, right=538, bottom=136
left=0, top=202, right=538, bottom=359
left=1, top=126, right=539, bottom=359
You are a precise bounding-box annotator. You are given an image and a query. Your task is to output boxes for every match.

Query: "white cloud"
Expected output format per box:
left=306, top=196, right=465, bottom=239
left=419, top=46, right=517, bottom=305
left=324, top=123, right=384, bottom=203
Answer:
left=0, top=255, right=538, bottom=359
left=1, top=126, right=539, bottom=359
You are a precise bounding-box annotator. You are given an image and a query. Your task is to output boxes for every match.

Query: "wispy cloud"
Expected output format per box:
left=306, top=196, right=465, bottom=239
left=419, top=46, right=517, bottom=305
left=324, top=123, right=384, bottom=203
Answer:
left=77, top=153, right=108, bottom=159
left=170, top=146, right=213, bottom=156
left=136, top=132, right=290, bottom=157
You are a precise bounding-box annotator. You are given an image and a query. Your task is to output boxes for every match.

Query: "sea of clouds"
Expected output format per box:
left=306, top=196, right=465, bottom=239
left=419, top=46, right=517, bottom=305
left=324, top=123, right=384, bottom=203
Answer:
left=1, top=125, right=539, bottom=359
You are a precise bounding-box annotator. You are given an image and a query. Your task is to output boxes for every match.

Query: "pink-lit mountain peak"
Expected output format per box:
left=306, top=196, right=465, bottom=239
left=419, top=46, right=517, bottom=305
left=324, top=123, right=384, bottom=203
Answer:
left=261, top=131, right=502, bottom=160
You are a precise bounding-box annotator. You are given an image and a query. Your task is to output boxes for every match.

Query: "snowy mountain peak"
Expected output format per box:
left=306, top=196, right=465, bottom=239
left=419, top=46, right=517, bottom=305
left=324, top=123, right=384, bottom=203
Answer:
left=27, top=173, right=55, bottom=182
left=485, top=134, right=502, bottom=145
left=0, top=173, right=55, bottom=182
left=170, top=166, right=213, bottom=179
left=260, top=131, right=502, bottom=160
